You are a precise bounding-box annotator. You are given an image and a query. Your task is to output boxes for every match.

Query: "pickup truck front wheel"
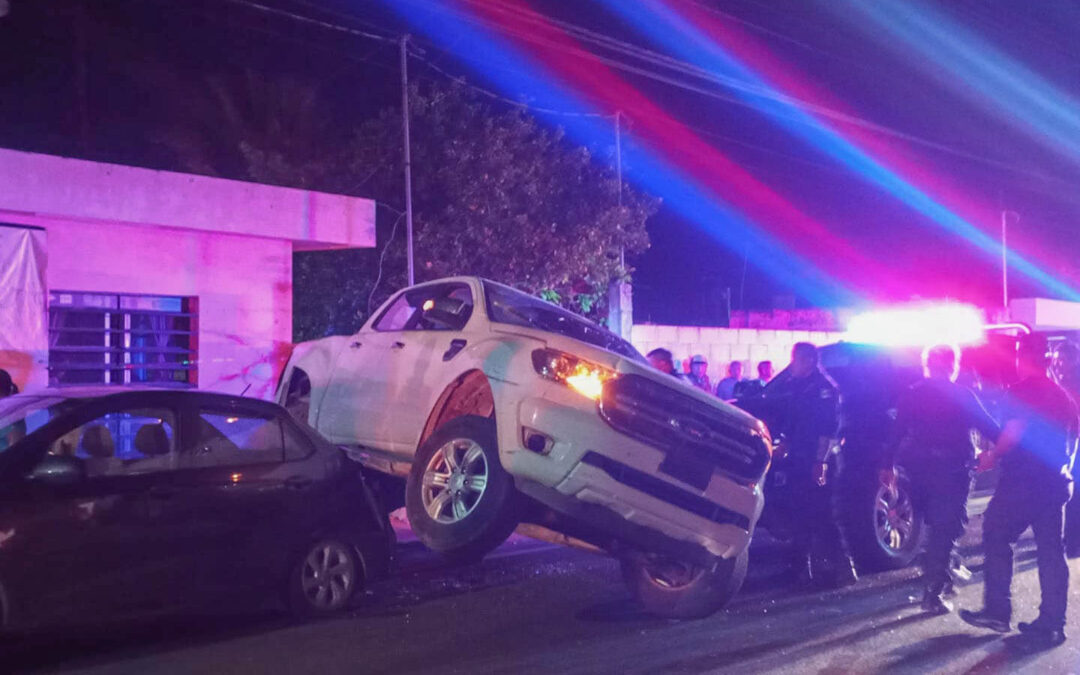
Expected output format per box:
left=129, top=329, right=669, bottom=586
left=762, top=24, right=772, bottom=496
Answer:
left=621, top=548, right=749, bottom=620
left=406, top=416, right=519, bottom=564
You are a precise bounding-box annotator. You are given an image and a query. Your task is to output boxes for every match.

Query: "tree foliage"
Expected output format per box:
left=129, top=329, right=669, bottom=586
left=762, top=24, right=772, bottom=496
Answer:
left=350, top=80, right=655, bottom=326
left=140, top=68, right=656, bottom=340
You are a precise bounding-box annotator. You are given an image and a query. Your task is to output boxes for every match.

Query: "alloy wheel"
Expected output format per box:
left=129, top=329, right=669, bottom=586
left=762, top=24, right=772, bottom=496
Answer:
left=875, top=480, right=915, bottom=553
left=421, top=438, right=489, bottom=524
left=300, top=541, right=356, bottom=611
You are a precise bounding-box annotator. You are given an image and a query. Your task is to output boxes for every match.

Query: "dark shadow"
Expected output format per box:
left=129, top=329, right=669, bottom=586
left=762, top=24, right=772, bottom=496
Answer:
left=0, top=610, right=289, bottom=674
left=960, top=634, right=1057, bottom=674
left=650, top=604, right=937, bottom=673
left=882, top=633, right=1000, bottom=673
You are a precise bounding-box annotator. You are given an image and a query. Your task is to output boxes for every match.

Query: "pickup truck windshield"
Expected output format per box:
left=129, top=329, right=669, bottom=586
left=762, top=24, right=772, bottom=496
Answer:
left=483, top=281, right=643, bottom=362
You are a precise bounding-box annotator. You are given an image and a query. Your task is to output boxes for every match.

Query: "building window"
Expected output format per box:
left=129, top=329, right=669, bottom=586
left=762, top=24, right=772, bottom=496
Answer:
left=48, top=291, right=198, bottom=387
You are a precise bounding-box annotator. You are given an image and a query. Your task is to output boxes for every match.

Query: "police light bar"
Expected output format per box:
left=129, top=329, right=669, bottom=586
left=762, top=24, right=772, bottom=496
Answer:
left=845, top=303, right=987, bottom=348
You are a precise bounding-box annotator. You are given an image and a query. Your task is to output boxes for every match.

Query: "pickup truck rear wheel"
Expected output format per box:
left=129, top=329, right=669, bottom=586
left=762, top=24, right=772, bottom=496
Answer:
left=406, top=415, right=519, bottom=564
left=621, top=548, right=748, bottom=620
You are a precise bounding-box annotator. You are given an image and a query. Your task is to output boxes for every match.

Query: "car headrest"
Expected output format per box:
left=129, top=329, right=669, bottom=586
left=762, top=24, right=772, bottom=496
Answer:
left=81, top=425, right=115, bottom=458
left=135, top=424, right=170, bottom=457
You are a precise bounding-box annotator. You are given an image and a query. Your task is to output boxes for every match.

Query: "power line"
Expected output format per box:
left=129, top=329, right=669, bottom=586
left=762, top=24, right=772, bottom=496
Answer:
left=221, top=0, right=398, bottom=44
left=413, top=52, right=613, bottom=118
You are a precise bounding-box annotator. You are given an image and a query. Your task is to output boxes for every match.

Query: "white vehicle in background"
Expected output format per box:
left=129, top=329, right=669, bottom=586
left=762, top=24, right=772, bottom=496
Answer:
left=278, top=277, right=771, bottom=618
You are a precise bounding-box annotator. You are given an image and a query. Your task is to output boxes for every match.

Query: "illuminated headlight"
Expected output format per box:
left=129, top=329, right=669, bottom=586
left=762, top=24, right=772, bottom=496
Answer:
left=531, top=349, right=617, bottom=401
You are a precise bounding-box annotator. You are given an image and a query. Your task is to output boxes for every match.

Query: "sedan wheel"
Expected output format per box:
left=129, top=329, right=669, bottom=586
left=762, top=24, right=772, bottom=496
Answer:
left=290, top=538, right=361, bottom=617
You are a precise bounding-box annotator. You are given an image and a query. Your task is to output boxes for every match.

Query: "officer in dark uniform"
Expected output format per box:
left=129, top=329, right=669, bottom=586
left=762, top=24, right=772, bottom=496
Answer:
left=767, top=342, right=857, bottom=587
left=961, top=336, right=1078, bottom=647
left=882, top=344, right=1000, bottom=615
left=1052, top=341, right=1080, bottom=557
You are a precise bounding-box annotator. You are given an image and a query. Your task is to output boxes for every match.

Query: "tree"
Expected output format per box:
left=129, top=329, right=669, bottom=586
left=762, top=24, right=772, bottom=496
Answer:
left=138, top=65, right=656, bottom=339
left=350, top=78, right=655, bottom=323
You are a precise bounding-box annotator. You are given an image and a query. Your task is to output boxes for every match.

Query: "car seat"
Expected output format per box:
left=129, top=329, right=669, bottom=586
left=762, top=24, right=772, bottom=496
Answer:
left=135, top=424, right=170, bottom=456
left=81, top=424, right=116, bottom=476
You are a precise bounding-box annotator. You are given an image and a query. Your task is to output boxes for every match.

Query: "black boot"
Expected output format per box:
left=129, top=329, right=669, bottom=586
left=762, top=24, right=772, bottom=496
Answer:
left=1018, top=619, right=1067, bottom=647
left=920, top=588, right=954, bottom=615
left=959, top=608, right=1011, bottom=633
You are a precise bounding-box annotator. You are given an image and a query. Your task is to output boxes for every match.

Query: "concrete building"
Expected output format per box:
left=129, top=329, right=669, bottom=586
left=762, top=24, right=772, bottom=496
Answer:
left=0, top=148, right=375, bottom=399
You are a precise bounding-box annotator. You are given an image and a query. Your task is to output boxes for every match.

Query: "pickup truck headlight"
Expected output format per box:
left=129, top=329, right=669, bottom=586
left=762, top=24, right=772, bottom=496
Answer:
left=532, top=349, right=617, bottom=401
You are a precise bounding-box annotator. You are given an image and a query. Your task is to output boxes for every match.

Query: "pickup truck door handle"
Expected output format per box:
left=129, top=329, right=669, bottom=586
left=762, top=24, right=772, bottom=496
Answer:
left=349, top=340, right=362, bottom=349
left=443, top=339, right=468, bottom=361
left=391, top=341, right=406, bottom=350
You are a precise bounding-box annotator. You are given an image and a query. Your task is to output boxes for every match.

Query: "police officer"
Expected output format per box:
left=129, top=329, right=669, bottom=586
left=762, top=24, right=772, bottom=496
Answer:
left=882, top=344, right=1000, bottom=615
left=1052, top=341, right=1080, bottom=557
left=768, top=342, right=857, bottom=587
left=961, top=336, right=1078, bottom=647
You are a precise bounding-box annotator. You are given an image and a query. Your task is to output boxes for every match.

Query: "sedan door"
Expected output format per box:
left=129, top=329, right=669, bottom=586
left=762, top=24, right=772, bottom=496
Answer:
left=172, top=399, right=295, bottom=601
left=0, top=402, right=183, bottom=623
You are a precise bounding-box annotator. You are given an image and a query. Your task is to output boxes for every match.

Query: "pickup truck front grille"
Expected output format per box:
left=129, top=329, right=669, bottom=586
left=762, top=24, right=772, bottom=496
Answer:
left=598, top=374, right=770, bottom=486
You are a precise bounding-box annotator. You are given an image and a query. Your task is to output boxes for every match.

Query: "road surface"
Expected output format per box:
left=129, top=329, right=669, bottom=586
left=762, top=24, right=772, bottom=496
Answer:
left=5, top=497, right=1080, bottom=674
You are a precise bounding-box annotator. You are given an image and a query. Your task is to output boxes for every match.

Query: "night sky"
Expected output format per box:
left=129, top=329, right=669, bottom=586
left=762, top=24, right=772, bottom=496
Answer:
left=3, top=0, right=1079, bottom=325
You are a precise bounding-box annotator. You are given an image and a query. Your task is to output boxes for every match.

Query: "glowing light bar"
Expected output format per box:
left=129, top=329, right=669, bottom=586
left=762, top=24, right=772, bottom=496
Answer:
left=845, top=303, right=987, bottom=348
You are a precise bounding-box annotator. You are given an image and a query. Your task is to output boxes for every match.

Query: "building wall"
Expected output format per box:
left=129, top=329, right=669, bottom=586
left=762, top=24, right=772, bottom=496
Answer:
left=0, top=149, right=375, bottom=249
left=631, top=324, right=846, bottom=379
left=44, top=219, right=293, bottom=399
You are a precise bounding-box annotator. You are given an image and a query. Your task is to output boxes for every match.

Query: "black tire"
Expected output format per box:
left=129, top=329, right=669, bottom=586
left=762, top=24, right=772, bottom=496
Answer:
left=621, top=548, right=749, bottom=620
left=288, top=537, right=364, bottom=619
left=405, top=415, right=519, bottom=564
left=843, top=466, right=924, bottom=572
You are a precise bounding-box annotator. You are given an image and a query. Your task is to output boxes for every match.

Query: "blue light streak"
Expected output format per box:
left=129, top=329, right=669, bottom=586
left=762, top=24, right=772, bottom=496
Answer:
left=381, top=0, right=859, bottom=306
left=600, top=0, right=1080, bottom=301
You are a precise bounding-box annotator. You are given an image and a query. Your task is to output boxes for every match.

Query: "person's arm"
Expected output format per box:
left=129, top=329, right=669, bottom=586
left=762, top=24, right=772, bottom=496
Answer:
left=965, top=389, right=1002, bottom=445
left=811, top=383, right=841, bottom=486
left=978, top=419, right=1024, bottom=471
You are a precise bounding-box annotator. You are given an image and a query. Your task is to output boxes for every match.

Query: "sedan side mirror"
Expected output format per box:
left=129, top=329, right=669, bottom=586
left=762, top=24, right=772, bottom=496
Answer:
left=27, top=455, right=87, bottom=487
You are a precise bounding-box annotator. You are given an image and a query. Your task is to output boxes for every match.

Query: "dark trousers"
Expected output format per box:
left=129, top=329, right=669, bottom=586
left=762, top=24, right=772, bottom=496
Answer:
left=982, top=477, right=1071, bottom=628
left=789, top=458, right=850, bottom=568
left=1065, top=490, right=1080, bottom=554
left=906, top=462, right=971, bottom=593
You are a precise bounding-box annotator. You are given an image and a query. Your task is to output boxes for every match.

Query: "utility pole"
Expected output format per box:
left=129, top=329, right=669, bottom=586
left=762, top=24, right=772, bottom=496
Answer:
left=400, top=35, right=416, bottom=286
left=1001, top=210, right=1018, bottom=315
left=608, top=111, right=632, bottom=338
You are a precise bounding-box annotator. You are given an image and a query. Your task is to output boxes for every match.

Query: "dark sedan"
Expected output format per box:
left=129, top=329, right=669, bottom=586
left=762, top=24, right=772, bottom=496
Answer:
left=0, top=388, right=392, bottom=631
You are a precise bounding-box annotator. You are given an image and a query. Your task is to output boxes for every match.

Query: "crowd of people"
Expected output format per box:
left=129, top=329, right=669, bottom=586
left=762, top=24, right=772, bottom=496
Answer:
left=646, top=336, right=1079, bottom=650
left=645, top=349, right=774, bottom=401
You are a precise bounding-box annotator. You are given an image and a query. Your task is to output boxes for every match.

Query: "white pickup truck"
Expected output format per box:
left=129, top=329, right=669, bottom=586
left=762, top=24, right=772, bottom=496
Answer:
left=277, top=277, right=771, bottom=617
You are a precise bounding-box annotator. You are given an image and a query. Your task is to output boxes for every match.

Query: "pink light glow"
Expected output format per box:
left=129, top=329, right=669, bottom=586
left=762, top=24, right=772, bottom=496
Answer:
left=845, top=303, right=987, bottom=347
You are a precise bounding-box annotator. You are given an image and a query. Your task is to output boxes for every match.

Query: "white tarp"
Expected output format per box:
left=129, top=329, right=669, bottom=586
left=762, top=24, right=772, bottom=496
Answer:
left=0, top=225, right=47, bottom=392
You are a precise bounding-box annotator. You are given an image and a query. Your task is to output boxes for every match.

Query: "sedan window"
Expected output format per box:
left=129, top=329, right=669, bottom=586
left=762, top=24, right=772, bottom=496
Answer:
left=189, top=408, right=284, bottom=468
left=46, top=408, right=178, bottom=477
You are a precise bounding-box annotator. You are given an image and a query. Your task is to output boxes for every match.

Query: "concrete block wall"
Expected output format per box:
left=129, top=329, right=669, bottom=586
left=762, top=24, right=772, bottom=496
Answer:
left=631, top=324, right=846, bottom=380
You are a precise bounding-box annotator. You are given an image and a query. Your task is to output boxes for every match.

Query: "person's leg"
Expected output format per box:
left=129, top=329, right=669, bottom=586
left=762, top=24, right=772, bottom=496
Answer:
left=1031, top=499, right=1069, bottom=631
left=1064, top=490, right=1080, bottom=557
left=811, top=464, right=856, bottom=585
left=980, top=486, right=1030, bottom=622
left=923, top=469, right=970, bottom=601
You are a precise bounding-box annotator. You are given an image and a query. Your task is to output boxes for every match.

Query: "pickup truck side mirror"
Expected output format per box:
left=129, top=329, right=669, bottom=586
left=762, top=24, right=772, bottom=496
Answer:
left=27, top=455, right=87, bottom=487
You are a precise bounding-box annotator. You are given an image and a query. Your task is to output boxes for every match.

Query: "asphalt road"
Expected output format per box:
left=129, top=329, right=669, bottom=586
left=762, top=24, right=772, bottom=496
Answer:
left=5, top=499, right=1080, bottom=675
